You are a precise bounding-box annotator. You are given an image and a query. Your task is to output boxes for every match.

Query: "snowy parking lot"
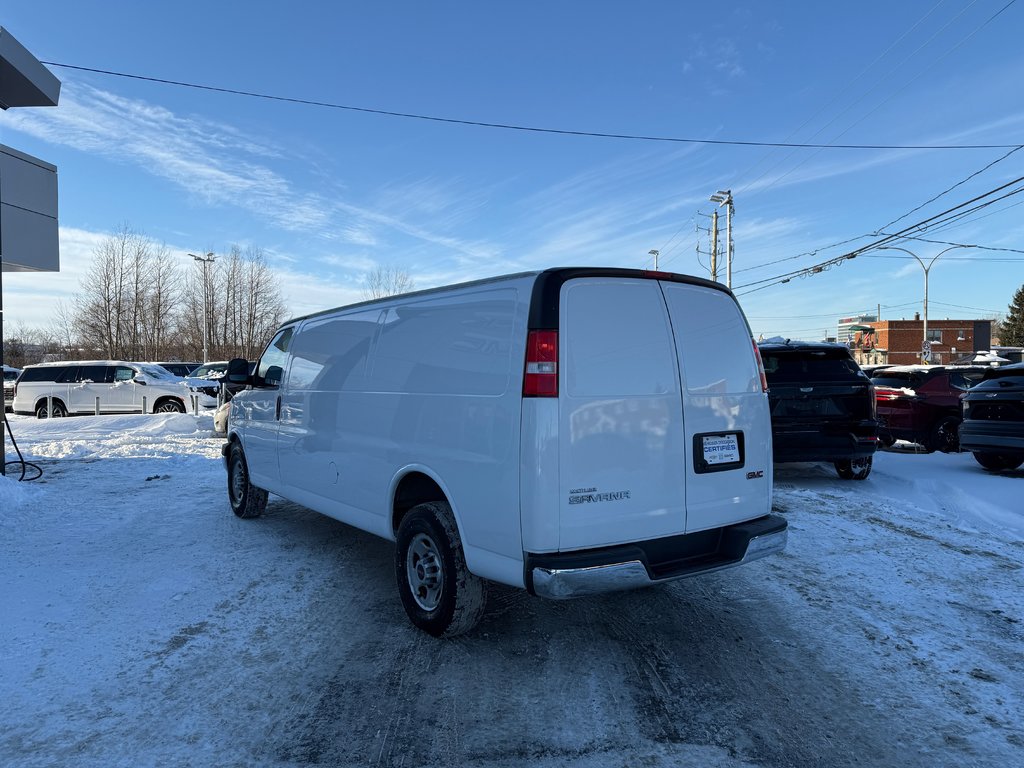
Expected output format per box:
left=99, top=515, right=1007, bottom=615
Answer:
left=2, top=414, right=1022, bottom=767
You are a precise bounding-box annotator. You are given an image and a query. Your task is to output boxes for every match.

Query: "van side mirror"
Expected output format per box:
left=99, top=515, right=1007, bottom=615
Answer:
left=265, top=365, right=283, bottom=386
left=225, top=358, right=250, bottom=385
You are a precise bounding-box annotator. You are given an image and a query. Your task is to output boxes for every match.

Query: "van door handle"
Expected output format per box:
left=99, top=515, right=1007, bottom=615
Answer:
left=275, top=395, right=282, bottom=420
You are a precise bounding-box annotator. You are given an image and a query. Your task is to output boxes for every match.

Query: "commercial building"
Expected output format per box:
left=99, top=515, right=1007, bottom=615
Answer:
left=847, top=315, right=992, bottom=366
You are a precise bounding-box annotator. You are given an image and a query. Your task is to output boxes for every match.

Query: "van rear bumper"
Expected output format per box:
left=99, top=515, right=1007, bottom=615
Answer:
left=527, top=514, right=788, bottom=600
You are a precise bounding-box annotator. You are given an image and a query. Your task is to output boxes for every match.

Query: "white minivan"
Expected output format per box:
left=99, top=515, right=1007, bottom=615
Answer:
left=223, top=268, right=786, bottom=636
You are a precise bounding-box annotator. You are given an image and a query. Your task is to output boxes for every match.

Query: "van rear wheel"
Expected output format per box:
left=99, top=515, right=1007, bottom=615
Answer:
left=396, top=501, right=486, bottom=637
left=227, top=442, right=268, bottom=519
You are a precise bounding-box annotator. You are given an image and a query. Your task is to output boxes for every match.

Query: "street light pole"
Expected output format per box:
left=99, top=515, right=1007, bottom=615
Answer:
left=877, top=244, right=968, bottom=362
left=188, top=252, right=216, bottom=363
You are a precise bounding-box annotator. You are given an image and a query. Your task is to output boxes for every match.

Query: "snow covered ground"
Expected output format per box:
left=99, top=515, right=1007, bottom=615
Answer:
left=1, top=413, right=1021, bottom=767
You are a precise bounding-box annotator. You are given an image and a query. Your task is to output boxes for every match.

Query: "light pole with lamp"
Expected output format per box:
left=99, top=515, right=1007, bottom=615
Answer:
left=188, top=252, right=216, bottom=363
left=877, top=244, right=969, bottom=363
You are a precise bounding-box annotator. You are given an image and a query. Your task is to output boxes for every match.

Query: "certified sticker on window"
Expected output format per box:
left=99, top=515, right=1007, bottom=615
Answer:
left=702, top=433, right=740, bottom=465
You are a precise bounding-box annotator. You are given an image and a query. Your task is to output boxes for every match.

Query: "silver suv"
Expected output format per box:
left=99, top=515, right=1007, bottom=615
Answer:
left=12, top=361, right=200, bottom=418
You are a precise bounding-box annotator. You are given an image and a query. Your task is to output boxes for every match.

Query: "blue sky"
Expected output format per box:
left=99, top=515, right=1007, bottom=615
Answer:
left=2, top=1, right=1023, bottom=340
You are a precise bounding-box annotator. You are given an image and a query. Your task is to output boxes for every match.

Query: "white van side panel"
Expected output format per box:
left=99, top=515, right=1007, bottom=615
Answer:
left=660, top=283, right=773, bottom=531
left=274, top=284, right=530, bottom=582
left=556, top=278, right=688, bottom=550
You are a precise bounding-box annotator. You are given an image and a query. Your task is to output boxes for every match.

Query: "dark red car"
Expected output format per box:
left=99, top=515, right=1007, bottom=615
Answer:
left=871, top=365, right=988, bottom=452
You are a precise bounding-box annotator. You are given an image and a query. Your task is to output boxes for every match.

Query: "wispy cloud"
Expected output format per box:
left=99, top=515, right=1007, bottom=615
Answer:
left=2, top=82, right=503, bottom=260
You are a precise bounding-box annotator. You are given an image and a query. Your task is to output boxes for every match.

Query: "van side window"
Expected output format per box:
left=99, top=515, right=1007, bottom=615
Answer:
left=288, top=309, right=380, bottom=390
left=114, top=366, right=135, bottom=382
left=257, top=327, right=294, bottom=386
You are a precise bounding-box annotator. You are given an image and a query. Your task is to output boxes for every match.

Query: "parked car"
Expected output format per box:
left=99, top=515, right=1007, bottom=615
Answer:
left=213, top=399, right=231, bottom=435
left=958, top=363, right=1024, bottom=471
left=871, top=365, right=988, bottom=452
left=759, top=340, right=878, bottom=479
left=12, top=361, right=200, bottom=418
left=154, top=361, right=201, bottom=378
left=183, top=361, right=253, bottom=403
left=3, top=364, right=21, bottom=412
left=224, top=268, right=787, bottom=636
left=859, top=363, right=895, bottom=378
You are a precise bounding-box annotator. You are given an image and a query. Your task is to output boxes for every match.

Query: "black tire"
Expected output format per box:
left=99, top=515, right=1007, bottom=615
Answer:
left=154, top=398, right=186, bottom=414
left=227, top=442, right=268, bottom=519
left=972, top=452, right=1024, bottom=472
left=35, top=400, right=67, bottom=418
left=926, top=416, right=961, bottom=454
left=395, top=501, right=487, bottom=638
left=835, top=456, right=872, bottom=480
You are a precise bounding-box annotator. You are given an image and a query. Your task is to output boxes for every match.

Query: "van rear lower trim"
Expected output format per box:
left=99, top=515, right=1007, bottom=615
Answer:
left=527, top=514, right=787, bottom=599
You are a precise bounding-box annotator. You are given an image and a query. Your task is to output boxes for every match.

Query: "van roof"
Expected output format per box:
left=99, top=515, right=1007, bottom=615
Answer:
left=281, top=267, right=733, bottom=328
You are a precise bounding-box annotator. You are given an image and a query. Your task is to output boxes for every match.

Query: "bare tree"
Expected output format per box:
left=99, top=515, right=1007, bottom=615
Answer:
left=179, top=245, right=288, bottom=361
left=362, top=264, right=415, bottom=300
left=74, top=225, right=183, bottom=361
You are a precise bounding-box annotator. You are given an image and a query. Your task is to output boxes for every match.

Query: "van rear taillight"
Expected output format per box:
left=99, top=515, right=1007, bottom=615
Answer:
left=523, top=330, right=558, bottom=397
left=752, top=339, right=768, bottom=393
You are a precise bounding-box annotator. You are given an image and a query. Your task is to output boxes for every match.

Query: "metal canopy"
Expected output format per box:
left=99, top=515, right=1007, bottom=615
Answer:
left=0, top=27, right=60, bottom=108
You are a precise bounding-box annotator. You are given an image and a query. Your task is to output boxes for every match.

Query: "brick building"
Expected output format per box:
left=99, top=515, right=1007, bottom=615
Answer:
left=848, top=316, right=992, bottom=366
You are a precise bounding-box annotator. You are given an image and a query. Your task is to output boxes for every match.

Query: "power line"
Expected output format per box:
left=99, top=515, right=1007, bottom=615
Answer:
left=42, top=61, right=1024, bottom=150
left=875, top=234, right=1024, bottom=255
left=734, top=175, right=1024, bottom=295
left=747, top=300, right=922, bottom=320
left=742, top=0, right=1017, bottom=195
left=734, top=0, right=958, bottom=196
left=873, top=146, right=1024, bottom=233
left=929, top=300, right=1004, bottom=313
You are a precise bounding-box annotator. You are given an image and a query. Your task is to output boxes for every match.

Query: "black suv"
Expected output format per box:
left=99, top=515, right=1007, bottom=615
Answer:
left=760, top=341, right=878, bottom=479
left=958, top=363, right=1024, bottom=471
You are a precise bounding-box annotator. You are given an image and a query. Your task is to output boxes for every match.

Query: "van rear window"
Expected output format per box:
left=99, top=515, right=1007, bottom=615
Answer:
left=871, top=371, right=924, bottom=389
left=662, top=284, right=759, bottom=394
left=563, top=281, right=677, bottom=398
left=761, top=350, right=861, bottom=382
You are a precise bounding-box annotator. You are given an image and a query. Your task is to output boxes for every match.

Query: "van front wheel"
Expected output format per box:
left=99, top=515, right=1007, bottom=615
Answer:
left=227, top=442, right=268, bottom=519
left=396, top=501, right=486, bottom=637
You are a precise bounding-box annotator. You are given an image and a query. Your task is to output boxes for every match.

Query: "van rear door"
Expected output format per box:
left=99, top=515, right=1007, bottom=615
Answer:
left=659, top=282, right=772, bottom=532
left=557, top=277, right=687, bottom=550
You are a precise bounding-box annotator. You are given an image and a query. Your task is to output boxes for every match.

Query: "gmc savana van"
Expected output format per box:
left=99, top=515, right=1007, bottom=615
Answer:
left=222, top=268, right=787, bottom=636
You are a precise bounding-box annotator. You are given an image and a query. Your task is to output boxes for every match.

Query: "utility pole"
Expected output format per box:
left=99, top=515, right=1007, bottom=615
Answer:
left=710, top=210, right=719, bottom=283
left=189, top=252, right=216, bottom=363
left=648, top=249, right=659, bottom=270
left=709, top=189, right=734, bottom=288
left=696, top=213, right=718, bottom=282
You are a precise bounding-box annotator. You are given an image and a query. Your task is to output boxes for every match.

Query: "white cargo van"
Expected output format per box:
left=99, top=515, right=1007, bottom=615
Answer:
left=222, top=268, right=786, bottom=636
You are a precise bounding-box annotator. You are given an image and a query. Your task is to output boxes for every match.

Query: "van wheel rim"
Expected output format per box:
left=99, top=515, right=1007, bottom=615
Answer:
left=230, top=457, right=246, bottom=503
left=407, top=533, right=443, bottom=612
